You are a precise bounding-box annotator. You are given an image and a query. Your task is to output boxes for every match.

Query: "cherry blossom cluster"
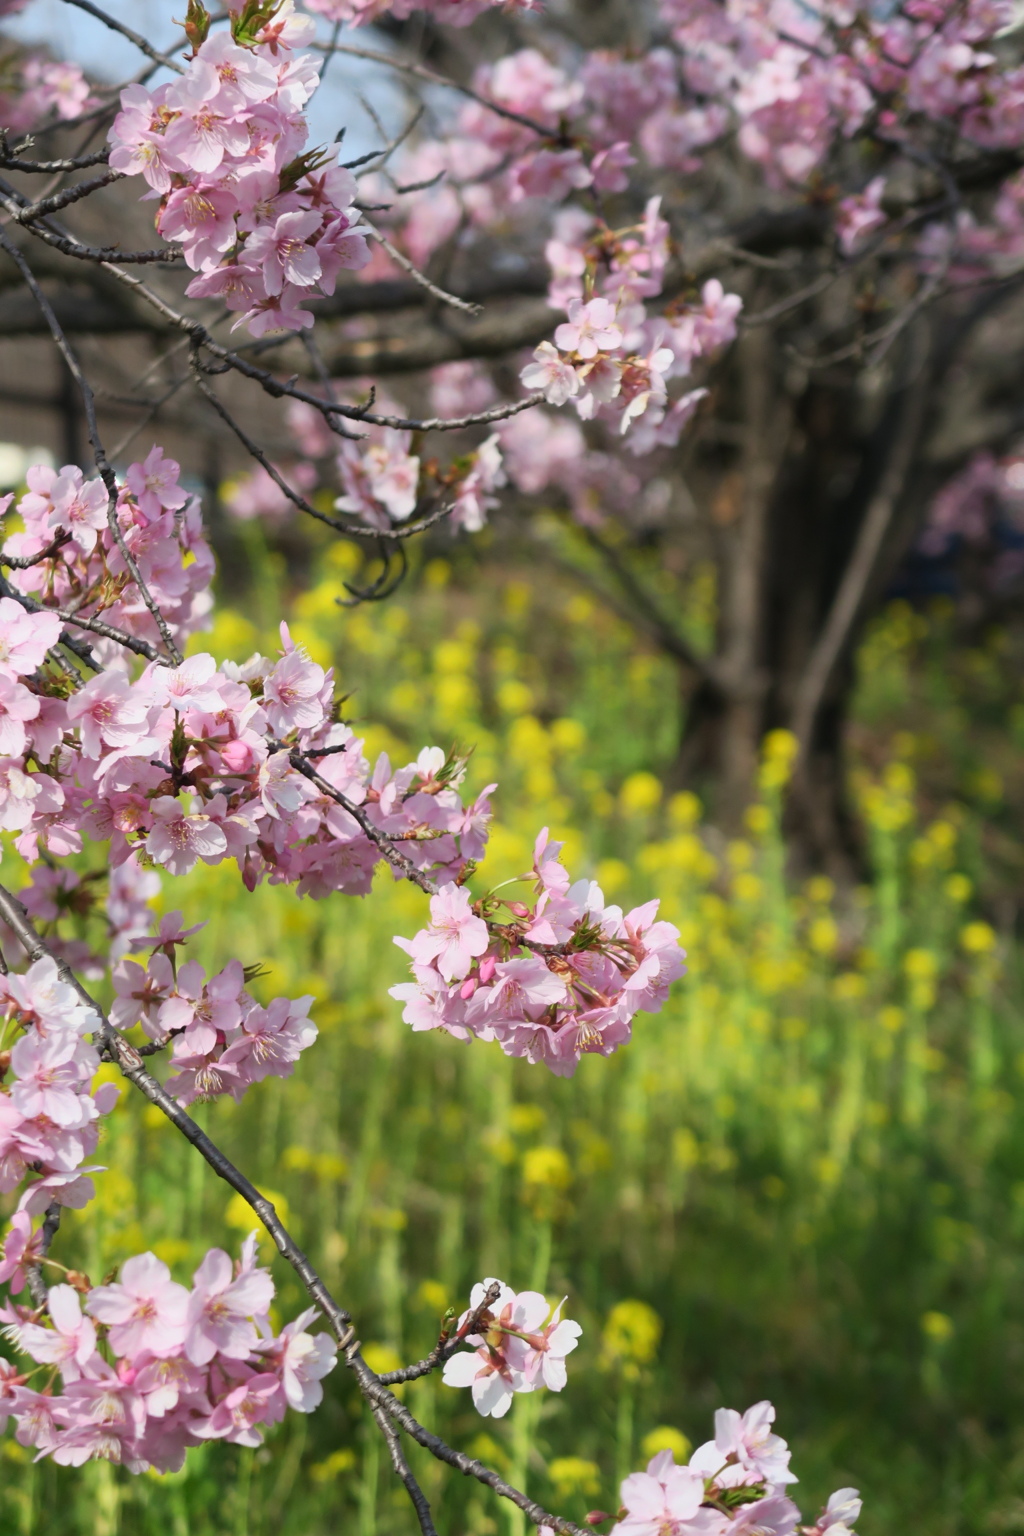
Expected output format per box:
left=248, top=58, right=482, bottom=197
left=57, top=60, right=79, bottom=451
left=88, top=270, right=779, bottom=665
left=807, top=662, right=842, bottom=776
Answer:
left=0, top=957, right=114, bottom=1215
left=4, top=444, right=212, bottom=661
left=0, top=53, right=95, bottom=132
left=335, top=413, right=506, bottom=534
left=391, top=828, right=686, bottom=1077
left=441, top=1277, right=581, bottom=1418
left=112, top=916, right=316, bottom=1106
left=0, top=1236, right=336, bottom=1471
left=0, top=461, right=495, bottom=905
left=223, top=387, right=508, bottom=534
left=108, top=3, right=370, bottom=337
left=603, top=1402, right=862, bottom=1536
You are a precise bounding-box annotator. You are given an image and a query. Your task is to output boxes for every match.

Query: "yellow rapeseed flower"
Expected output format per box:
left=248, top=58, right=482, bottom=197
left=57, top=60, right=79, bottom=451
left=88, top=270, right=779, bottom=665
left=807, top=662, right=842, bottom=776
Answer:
left=903, top=948, right=938, bottom=980
left=808, top=916, right=839, bottom=956
left=522, top=1146, right=571, bottom=1191
left=597, top=858, right=630, bottom=895
left=497, top=679, right=535, bottom=715
left=668, top=791, right=702, bottom=828
left=944, top=874, right=972, bottom=903
left=744, top=804, right=772, bottom=836
left=362, top=1343, right=403, bottom=1376
left=602, top=1299, right=662, bottom=1369
left=920, top=1311, right=954, bottom=1344
left=641, top=1428, right=693, bottom=1463
left=961, top=922, right=997, bottom=955
left=548, top=1459, right=601, bottom=1499
left=415, top=1280, right=450, bottom=1314
left=620, top=771, right=663, bottom=816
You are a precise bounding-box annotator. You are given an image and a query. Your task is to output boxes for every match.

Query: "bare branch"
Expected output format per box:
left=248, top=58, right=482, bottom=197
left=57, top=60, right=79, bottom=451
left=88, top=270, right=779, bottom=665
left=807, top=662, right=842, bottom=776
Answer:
left=370, top=1403, right=440, bottom=1536
left=324, top=41, right=553, bottom=138
left=791, top=327, right=932, bottom=755
left=362, top=220, right=483, bottom=316
left=59, top=0, right=186, bottom=74
left=10, top=168, right=124, bottom=225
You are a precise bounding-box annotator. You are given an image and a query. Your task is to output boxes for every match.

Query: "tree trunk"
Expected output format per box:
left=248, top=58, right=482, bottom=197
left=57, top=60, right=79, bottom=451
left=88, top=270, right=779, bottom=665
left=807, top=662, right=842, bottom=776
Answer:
left=675, top=325, right=936, bottom=875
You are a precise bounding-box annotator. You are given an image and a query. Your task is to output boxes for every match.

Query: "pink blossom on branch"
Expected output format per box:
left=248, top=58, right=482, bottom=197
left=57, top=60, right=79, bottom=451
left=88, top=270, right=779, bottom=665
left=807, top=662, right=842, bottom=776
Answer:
left=1, top=1238, right=336, bottom=1471
left=441, top=1278, right=581, bottom=1418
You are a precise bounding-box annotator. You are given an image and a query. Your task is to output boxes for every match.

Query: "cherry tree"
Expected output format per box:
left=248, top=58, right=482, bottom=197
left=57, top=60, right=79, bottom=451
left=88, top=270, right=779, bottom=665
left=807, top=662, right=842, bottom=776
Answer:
left=0, top=0, right=1010, bottom=1520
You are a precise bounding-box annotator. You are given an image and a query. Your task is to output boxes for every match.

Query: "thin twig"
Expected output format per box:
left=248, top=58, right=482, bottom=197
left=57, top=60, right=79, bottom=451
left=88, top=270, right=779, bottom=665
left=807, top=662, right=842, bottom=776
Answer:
left=10, top=169, right=123, bottom=225
left=379, top=1282, right=502, bottom=1386
left=58, top=0, right=185, bottom=74
left=362, top=221, right=482, bottom=316
left=0, top=228, right=182, bottom=664
left=370, top=1403, right=440, bottom=1536
left=286, top=750, right=438, bottom=892
left=0, top=143, right=111, bottom=174
left=324, top=42, right=552, bottom=138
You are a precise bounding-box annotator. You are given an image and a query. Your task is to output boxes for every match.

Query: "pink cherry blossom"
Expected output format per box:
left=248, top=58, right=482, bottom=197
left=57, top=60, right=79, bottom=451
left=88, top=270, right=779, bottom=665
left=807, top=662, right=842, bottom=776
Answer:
left=145, top=798, right=229, bottom=877
left=0, top=597, right=62, bottom=677
left=262, top=648, right=327, bottom=736
left=185, top=1245, right=275, bottom=1365
left=0, top=1211, right=42, bottom=1294
left=396, top=882, right=489, bottom=983
left=611, top=1450, right=706, bottom=1536
left=0, top=675, right=39, bottom=757
left=86, top=1253, right=190, bottom=1357
left=241, top=210, right=323, bottom=296
left=18, top=1284, right=96, bottom=1382
left=690, top=1400, right=796, bottom=1487
left=442, top=1279, right=581, bottom=1418
left=66, top=673, right=152, bottom=758
left=257, top=1305, right=337, bottom=1410
left=520, top=341, right=581, bottom=406
left=555, top=298, right=624, bottom=360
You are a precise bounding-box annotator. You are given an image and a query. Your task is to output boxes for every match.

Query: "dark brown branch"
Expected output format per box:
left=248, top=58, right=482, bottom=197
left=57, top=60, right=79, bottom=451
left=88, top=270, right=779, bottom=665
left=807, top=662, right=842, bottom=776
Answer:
left=370, top=1403, right=440, bottom=1536
left=362, top=222, right=482, bottom=316
left=11, top=169, right=124, bottom=225
left=581, top=526, right=718, bottom=684
left=190, top=353, right=459, bottom=543
left=0, top=142, right=111, bottom=173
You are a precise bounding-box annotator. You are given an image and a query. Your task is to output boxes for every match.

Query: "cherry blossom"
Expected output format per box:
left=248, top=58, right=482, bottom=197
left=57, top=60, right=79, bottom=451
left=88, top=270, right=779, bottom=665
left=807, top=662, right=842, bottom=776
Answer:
left=442, top=1279, right=581, bottom=1419
left=612, top=1450, right=706, bottom=1536
left=86, top=1254, right=190, bottom=1357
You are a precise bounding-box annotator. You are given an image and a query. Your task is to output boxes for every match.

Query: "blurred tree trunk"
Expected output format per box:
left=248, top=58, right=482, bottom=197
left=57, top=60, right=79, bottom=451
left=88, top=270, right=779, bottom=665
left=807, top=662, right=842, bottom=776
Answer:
left=671, top=320, right=937, bottom=875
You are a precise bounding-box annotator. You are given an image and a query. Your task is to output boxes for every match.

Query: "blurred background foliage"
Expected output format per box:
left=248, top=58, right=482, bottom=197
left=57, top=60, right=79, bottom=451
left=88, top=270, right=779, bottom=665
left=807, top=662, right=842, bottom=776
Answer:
left=5, top=527, right=1024, bottom=1536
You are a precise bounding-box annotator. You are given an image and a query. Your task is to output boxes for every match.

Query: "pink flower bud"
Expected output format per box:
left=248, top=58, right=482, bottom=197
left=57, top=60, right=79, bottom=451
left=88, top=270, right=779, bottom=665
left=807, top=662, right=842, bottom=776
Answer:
left=479, top=955, right=497, bottom=984
left=460, top=977, right=478, bottom=1000
left=220, top=739, right=254, bottom=772
left=506, top=902, right=530, bottom=918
